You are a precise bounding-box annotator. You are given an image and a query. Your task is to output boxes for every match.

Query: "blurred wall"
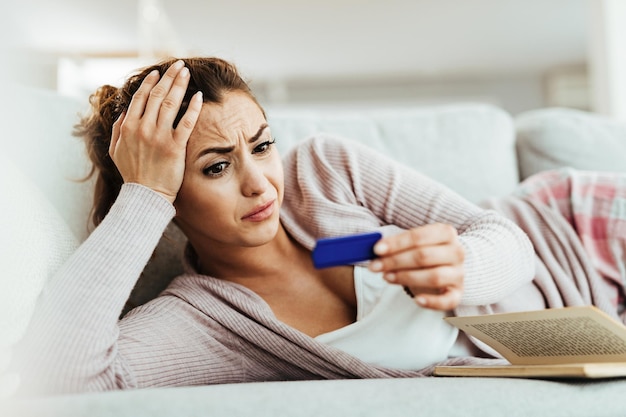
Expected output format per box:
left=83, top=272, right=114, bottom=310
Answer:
left=7, top=0, right=591, bottom=116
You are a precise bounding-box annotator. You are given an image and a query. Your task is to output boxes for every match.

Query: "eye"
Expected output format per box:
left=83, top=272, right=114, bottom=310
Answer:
left=202, top=161, right=230, bottom=177
left=252, top=139, right=276, bottom=154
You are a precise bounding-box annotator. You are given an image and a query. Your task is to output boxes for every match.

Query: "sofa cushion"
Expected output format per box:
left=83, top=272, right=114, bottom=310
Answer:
left=4, top=86, right=95, bottom=242
left=0, top=154, right=79, bottom=397
left=5, top=376, right=626, bottom=417
left=267, top=103, right=519, bottom=203
left=516, top=107, right=626, bottom=180
left=0, top=154, right=79, bottom=341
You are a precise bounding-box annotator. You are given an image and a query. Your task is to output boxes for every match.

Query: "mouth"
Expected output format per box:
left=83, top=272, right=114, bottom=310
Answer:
left=242, top=200, right=275, bottom=221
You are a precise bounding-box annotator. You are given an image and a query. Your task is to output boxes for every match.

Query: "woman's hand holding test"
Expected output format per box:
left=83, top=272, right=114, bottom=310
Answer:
left=368, top=223, right=465, bottom=311
left=109, top=60, right=203, bottom=204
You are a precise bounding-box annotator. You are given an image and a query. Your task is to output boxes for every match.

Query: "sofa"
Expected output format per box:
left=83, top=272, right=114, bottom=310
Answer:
left=2, top=85, right=626, bottom=417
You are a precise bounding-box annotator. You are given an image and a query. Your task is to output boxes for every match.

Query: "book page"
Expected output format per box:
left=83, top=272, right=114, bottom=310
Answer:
left=445, top=306, right=626, bottom=365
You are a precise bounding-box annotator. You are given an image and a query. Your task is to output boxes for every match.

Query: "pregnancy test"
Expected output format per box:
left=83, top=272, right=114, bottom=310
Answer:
left=312, top=231, right=382, bottom=269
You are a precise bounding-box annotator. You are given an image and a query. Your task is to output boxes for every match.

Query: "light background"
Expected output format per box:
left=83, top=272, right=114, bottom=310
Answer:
left=3, top=0, right=625, bottom=118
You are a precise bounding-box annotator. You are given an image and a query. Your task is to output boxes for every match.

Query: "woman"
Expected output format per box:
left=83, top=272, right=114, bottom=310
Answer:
left=14, top=57, right=623, bottom=395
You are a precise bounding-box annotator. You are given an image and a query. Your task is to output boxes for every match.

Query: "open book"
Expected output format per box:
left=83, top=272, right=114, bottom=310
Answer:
left=434, top=306, right=626, bottom=379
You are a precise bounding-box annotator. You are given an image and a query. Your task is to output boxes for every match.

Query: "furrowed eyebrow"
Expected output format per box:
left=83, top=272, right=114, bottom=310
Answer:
left=248, top=123, right=269, bottom=144
left=195, top=123, right=269, bottom=160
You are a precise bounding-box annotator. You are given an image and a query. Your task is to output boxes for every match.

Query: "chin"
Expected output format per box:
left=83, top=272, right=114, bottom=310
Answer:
left=244, top=219, right=281, bottom=247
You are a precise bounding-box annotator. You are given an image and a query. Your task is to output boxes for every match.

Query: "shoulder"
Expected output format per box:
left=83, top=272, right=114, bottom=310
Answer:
left=282, top=134, right=375, bottom=168
left=292, top=134, right=355, bottom=155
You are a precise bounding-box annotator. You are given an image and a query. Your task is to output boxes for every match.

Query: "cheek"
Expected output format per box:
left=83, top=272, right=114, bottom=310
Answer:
left=269, top=155, right=285, bottom=201
left=174, top=176, right=233, bottom=221
left=276, top=174, right=285, bottom=205
left=174, top=177, right=196, bottom=215
left=175, top=177, right=224, bottom=221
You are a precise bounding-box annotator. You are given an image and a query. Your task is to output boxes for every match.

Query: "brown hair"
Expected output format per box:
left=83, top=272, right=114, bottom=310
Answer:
left=74, top=57, right=264, bottom=228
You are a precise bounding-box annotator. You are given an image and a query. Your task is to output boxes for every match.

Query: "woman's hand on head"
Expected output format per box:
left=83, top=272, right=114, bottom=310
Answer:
left=368, top=223, right=465, bottom=311
left=109, top=60, right=203, bottom=204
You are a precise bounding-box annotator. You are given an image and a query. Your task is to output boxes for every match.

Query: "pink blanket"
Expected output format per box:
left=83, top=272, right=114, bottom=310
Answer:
left=469, top=168, right=626, bottom=326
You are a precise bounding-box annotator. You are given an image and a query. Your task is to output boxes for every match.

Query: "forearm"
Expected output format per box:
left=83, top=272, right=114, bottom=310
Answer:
left=14, top=183, right=175, bottom=394
left=458, top=210, right=535, bottom=305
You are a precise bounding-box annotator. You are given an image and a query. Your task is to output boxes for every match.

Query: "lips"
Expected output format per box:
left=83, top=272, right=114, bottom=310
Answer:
left=242, top=200, right=275, bottom=221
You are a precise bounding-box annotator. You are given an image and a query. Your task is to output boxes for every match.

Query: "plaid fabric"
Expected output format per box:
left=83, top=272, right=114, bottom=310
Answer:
left=514, top=168, right=626, bottom=303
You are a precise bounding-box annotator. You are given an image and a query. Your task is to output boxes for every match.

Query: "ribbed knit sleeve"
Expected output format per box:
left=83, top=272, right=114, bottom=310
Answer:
left=14, top=183, right=175, bottom=394
left=279, top=135, right=535, bottom=306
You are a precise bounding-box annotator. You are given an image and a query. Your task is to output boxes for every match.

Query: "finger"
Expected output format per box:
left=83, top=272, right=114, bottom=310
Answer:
left=109, top=111, right=126, bottom=156
left=373, top=242, right=464, bottom=272
left=410, top=287, right=463, bottom=311
left=172, top=91, right=203, bottom=145
left=126, top=70, right=160, bottom=120
left=374, top=223, right=458, bottom=256
left=384, top=265, right=464, bottom=289
left=156, top=66, right=193, bottom=130
left=142, top=60, right=187, bottom=127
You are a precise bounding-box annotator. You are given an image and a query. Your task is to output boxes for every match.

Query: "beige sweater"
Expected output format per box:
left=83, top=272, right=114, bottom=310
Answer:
left=15, top=136, right=535, bottom=395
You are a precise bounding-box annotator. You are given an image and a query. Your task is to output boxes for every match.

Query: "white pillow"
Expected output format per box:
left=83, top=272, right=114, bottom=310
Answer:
left=516, top=107, right=626, bottom=179
left=0, top=154, right=78, bottom=397
left=267, top=103, right=519, bottom=203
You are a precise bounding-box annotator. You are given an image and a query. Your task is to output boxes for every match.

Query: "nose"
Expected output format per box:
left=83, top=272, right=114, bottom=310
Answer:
left=240, top=158, right=269, bottom=197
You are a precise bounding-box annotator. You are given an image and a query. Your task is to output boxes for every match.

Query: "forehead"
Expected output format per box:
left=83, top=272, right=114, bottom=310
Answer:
left=191, top=92, right=265, bottom=140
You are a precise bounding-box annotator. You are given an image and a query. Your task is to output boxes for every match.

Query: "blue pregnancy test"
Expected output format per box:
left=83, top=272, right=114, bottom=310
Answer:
left=312, top=231, right=382, bottom=269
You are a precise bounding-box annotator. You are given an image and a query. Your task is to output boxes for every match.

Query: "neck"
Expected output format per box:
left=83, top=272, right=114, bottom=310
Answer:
left=188, top=223, right=311, bottom=290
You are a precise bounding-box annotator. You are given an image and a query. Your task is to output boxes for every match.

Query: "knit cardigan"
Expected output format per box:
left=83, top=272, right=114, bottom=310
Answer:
left=15, top=135, right=536, bottom=395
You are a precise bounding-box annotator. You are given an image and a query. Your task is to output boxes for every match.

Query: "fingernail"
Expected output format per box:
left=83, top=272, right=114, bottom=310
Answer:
left=173, top=60, right=185, bottom=70
left=369, top=260, right=383, bottom=272
left=180, top=67, right=189, bottom=78
left=374, top=242, right=388, bottom=255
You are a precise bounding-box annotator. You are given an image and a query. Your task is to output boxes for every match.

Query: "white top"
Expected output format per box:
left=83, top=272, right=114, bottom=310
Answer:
left=315, top=266, right=460, bottom=370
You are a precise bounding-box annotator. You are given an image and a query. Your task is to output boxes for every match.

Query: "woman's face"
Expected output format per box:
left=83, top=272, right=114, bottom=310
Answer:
left=174, top=91, right=284, bottom=249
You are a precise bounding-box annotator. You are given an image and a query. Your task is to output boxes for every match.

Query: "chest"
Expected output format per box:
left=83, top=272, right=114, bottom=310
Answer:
left=263, top=265, right=357, bottom=338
